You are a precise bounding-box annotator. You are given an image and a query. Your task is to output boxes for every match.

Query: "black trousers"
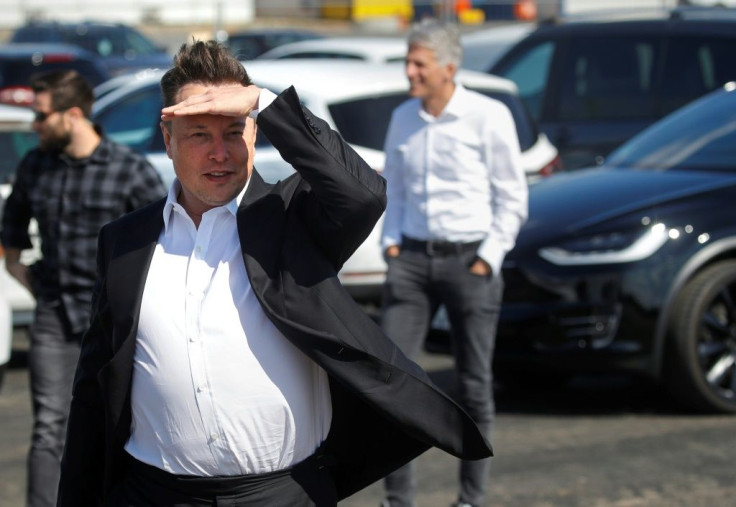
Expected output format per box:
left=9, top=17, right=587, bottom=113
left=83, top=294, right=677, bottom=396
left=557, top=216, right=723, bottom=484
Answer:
left=109, top=453, right=337, bottom=507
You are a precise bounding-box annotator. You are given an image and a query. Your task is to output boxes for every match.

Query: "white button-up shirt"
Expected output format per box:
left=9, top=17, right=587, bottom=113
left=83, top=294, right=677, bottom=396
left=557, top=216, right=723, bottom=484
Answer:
left=381, top=83, right=528, bottom=274
left=125, top=137, right=332, bottom=476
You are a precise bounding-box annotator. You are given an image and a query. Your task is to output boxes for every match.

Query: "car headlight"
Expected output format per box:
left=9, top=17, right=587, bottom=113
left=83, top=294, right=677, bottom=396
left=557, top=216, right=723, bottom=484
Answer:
left=539, top=223, right=670, bottom=265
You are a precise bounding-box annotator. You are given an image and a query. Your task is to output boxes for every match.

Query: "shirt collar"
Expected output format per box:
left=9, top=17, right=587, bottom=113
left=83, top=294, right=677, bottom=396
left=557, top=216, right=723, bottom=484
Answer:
left=162, top=176, right=250, bottom=231
left=441, top=83, right=473, bottom=119
left=417, top=82, right=471, bottom=122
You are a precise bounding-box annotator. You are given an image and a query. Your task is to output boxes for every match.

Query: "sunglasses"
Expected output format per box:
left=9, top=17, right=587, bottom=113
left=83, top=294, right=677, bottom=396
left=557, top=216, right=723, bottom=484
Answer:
left=33, top=110, right=55, bottom=122
left=33, top=108, right=69, bottom=122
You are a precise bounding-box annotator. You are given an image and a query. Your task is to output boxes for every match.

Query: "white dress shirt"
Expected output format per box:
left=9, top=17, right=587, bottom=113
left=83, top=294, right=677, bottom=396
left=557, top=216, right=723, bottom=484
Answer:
left=381, top=83, right=528, bottom=274
left=125, top=89, right=332, bottom=476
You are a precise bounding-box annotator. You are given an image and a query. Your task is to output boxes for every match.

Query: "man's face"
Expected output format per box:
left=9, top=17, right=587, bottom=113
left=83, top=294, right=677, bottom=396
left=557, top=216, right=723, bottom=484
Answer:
left=405, top=43, right=455, bottom=101
left=32, top=90, right=72, bottom=152
left=161, top=83, right=256, bottom=217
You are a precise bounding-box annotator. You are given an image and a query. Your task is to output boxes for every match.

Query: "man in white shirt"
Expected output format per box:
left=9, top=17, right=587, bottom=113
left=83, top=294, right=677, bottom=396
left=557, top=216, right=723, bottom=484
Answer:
left=380, top=19, right=528, bottom=507
left=58, top=40, right=491, bottom=507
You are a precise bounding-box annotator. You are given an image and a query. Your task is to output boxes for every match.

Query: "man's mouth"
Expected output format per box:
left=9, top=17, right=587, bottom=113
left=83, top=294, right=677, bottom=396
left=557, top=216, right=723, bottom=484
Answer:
left=203, top=170, right=233, bottom=179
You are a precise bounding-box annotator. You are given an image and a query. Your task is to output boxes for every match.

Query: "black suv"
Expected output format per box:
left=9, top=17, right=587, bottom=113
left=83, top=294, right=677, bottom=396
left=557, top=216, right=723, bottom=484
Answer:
left=10, top=21, right=171, bottom=77
left=490, top=8, right=736, bottom=169
left=0, top=43, right=111, bottom=107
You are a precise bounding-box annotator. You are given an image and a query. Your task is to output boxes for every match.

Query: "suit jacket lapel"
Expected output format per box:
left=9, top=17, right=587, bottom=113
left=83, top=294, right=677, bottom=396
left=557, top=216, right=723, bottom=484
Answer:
left=107, top=200, right=165, bottom=353
left=103, top=200, right=164, bottom=438
left=237, top=170, right=283, bottom=300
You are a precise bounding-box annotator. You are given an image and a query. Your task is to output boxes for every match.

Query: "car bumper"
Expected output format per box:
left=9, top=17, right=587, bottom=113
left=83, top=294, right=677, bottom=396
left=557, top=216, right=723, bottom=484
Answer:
left=493, top=262, right=663, bottom=376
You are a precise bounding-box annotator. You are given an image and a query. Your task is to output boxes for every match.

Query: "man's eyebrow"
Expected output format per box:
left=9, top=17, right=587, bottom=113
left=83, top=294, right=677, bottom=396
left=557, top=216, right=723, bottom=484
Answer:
left=228, top=119, right=247, bottom=128
left=183, top=119, right=246, bottom=131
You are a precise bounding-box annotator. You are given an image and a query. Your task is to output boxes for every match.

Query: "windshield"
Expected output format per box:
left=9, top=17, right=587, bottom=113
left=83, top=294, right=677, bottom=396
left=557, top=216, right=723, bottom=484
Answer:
left=606, top=86, right=736, bottom=171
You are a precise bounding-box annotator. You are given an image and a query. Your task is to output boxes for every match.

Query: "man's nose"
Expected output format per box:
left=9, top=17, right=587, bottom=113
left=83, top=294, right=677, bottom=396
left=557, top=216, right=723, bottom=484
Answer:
left=208, top=138, right=228, bottom=162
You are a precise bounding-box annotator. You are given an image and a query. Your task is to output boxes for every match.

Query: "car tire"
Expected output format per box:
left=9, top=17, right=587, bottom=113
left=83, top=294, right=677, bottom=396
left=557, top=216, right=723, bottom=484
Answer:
left=666, top=260, right=736, bottom=413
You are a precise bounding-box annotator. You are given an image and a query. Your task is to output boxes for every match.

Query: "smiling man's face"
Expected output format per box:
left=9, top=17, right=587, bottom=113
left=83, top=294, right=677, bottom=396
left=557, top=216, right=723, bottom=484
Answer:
left=161, top=83, right=257, bottom=217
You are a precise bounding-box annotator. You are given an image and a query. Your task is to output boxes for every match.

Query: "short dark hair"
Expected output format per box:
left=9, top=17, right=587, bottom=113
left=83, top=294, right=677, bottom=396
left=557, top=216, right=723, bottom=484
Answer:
left=160, top=40, right=252, bottom=108
left=30, top=70, right=94, bottom=118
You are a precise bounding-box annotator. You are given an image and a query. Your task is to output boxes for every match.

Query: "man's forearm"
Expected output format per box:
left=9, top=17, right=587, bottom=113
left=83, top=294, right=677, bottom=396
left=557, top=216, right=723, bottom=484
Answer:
left=4, top=247, right=32, bottom=293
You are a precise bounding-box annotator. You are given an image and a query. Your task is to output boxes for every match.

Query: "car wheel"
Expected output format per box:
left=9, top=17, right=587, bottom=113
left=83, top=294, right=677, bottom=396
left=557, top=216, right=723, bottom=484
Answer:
left=667, top=260, right=736, bottom=413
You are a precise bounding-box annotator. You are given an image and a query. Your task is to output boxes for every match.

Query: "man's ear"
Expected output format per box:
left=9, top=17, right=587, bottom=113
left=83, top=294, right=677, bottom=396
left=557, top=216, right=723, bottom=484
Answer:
left=160, top=121, right=173, bottom=159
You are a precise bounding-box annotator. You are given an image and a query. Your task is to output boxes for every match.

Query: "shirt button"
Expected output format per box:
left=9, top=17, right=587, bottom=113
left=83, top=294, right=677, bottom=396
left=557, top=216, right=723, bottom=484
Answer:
left=210, top=433, right=219, bottom=441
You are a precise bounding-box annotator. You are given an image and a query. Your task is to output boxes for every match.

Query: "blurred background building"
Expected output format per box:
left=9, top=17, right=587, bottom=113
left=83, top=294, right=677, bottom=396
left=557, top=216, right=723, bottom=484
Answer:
left=0, top=1, right=681, bottom=31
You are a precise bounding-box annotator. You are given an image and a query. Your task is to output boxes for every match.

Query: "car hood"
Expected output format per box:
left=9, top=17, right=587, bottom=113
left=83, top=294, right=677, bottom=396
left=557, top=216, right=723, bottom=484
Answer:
left=515, top=166, right=736, bottom=251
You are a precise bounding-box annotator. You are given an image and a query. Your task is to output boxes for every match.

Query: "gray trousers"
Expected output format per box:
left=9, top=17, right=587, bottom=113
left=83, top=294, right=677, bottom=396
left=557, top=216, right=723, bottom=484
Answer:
left=27, top=299, right=81, bottom=507
left=381, top=245, right=501, bottom=507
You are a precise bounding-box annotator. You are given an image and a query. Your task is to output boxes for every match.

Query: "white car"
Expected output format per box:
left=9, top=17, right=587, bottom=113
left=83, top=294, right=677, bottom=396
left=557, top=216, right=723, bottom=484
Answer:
left=0, top=104, right=38, bottom=327
left=256, top=36, right=407, bottom=64
left=0, top=280, right=10, bottom=389
left=92, top=60, right=559, bottom=303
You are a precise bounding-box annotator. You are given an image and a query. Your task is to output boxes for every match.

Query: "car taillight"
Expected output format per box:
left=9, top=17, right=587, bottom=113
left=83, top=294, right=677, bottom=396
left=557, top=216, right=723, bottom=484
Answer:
left=539, top=154, right=562, bottom=178
left=0, top=86, right=34, bottom=107
left=42, top=53, right=75, bottom=63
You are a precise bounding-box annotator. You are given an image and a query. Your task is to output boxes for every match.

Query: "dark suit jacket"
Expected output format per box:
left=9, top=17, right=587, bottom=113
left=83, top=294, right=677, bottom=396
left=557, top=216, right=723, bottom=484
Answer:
left=58, top=86, right=491, bottom=506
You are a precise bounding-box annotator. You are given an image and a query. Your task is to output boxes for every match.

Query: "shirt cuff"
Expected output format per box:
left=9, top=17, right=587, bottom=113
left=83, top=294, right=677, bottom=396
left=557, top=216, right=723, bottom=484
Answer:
left=248, top=88, right=277, bottom=119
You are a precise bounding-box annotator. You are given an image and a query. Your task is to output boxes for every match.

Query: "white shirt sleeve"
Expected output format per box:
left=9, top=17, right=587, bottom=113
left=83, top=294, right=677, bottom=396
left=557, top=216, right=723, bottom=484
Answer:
left=477, top=104, right=528, bottom=275
left=380, top=111, right=405, bottom=251
left=248, top=88, right=278, bottom=119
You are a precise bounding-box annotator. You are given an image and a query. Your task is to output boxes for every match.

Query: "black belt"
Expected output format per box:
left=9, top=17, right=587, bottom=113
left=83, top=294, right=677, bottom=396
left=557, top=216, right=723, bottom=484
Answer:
left=124, top=451, right=334, bottom=500
left=401, top=236, right=481, bottom=256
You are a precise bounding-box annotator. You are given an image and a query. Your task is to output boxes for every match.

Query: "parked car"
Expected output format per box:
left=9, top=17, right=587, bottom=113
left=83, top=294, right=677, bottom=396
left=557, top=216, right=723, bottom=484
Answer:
left=257, top=36, right=407, bottom=63
left=490, top=8, right=736, bottom=169
left=0, top=43, right=111, bottom=106
left=223, top=28, right=324, bottom=61
left=0, top=104, right=38, bottom=327
left=0, top=250, right=11, bottom=390
left=9, top=20, right=171, bottom=77
left=460, top=22, right=535, bottom=72
left=493, top=81, right=736, bottom=413
left=91, top=60, right=559, bottom=303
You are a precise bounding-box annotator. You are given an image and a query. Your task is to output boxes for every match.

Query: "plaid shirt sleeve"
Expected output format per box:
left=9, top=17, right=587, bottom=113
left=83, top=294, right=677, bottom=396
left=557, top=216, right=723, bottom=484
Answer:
left=1, top=150, right=37, bottom=250
left=123, top=152, right=167, bottom=213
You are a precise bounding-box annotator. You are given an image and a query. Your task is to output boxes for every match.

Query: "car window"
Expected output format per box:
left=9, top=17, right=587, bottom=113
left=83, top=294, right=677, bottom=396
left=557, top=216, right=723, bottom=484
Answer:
left=492, top=41, right=554, bottom=121
left=0, top=59, right=108, bottom=88
left=228, top=33, right=321, bottom=61
left=557, top=36, right=658, bottom=122
left=328, top=89, right=536, bottom=153
left=61, top=26, right=160, bottom=57
left=10, top=28, right=53, bottom=43
left=328, top=93, right=409, bottom=150
left=0, top=130, right=37, bottom=184
left=94, top=86, right=162, bottom=153
left=606, top=88, right=736, bottom=171
left=95, top=83, right=273, bottom=154
left=659, top=36, right=736, bottom=115
left=276, top=52, right=364, bottom=60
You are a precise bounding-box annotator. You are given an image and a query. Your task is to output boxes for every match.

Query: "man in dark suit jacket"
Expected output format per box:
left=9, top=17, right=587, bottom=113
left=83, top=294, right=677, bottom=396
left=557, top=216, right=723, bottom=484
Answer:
left=58, top=40, right=491, bottom=507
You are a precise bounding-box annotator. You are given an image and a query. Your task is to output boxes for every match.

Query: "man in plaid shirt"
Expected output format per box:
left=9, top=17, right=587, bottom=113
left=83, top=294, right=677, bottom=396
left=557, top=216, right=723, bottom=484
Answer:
left=0, top=69, right=165, bottom=507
